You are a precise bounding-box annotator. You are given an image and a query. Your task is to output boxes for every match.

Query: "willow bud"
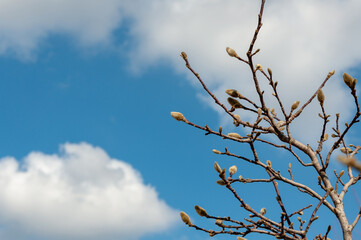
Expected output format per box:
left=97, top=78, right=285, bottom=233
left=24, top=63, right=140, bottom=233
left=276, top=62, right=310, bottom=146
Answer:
left=291, top=101, right=300, bottom=111
left=226, top=47, right=238, bottom=58
left=180, top=212, right=192, bottom=225
left=194, top=205, right=208, bottom=217
left=229, top=165, right=237, bottom=176
left=317, top=89, right=325, bottom=105
left=171, top=112, right=186, bottom=122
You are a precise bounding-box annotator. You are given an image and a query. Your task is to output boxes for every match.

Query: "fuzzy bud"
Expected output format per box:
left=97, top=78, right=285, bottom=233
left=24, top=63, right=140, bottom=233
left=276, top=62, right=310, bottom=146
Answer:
left=227, top=98, right=243, bottom=108
left=299, top=211, right=303, bottom=216
left=267, top=68, right=272, bottom=77
left=229, top=165, right=237, bottom=176
left=256, top=64, right=263, bottom=71
left=340, top=147, right=352, bottom=154
left=328, top=70, right=335, bottom=77
left=171, top=112, right=186, bottom=122
left=194, top=205, right=208, bottom=217
left=214, top=161, right=222, bottom=173
left=317, top=89, right=325, bottom=105
left=339, top=170, right=345, bottom=177
left=233, top=114, right=241, bottom=126
left=343, top=73, right=354, bottom=88
left=324, top=133, right=329, bottom=141
left=260, top=208, right=267, bottom=215
left=266, top=160, right=272, bottom=168
left=180, top=211, right=192, bottom=225
left=239, top=175, right=243, bottom=181
left=288, top=163, right=292, bottom=169
left=291, top=101, right=300, bottom=111
left=237, top=237, right=247, bottom=240
left=226, top=47, right=238, bottom=58
left=215, top=219, right=223, bottom=226
left=228, top=133, right=242, bottom=139
left=209, top=231, right=215, bottom=237
left=257, top=108, right=262, bottom=116
left=212, top=149, right=222, bottom=155
left=181, top=52, right=187, bottom=60
left=225, top=89, right=241, bottom=98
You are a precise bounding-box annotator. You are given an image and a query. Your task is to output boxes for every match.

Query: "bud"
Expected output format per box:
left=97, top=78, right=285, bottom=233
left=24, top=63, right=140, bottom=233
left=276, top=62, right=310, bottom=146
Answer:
left=226, top=47, right=238, bottom=58
left=339, top=170, right=345, bottom=177
left=209, top=231, right=215, bottom=237
left=212, top=149, right=222, bottom=155
left=237, top=237, right=247, bottom=240
left=225, top=89, right=241, bottom=98
left=324, top=133, right=329, bottom=141
left=214, top=161, right=222, bottom=173
left=267, top=68, right=272, bottom=77
left=238, top=175, right=243, bottom=181
left=266, top=160, right=272, bottom=168
left=328, top=70, right=335, bottom=77
left=229, top=165, right=237, bottom=176
left=351, top=78, right=357, bottom=89
left=171, top=112, right=186, bottom=122
left=257, top=108, right=262, bottom=116
left=194, top=205, right=208, bottom=217
left=233, top=114, right=241, bottom=126
left=228, top=132, right=242, bottom=139
left=299, top=211, right=303, bottom=215
left=331, top=133, right=337, bottom=138
left=297, top=216, right=301, bottom=221
left=180, top=211, right=192, bottom=225
left=340, top=147, right=352, bottom=154
left=260, top=208, right=267, bottom=215
left=288, top=163, right=291, bottom=169
left=215, top=219, right=223, bottom=226
left=216, top=179, right=227, bottom=186
left=291, top=101, right=300, bottom=111
left=181, top=52, right=187, bottom=60
left=343, top=73, right=354, bottom=89
left=256, top=64, right=263, bottom=71
left=227, top=98, right=243, bottom=108
left=317, top=89, right=325, bottom=105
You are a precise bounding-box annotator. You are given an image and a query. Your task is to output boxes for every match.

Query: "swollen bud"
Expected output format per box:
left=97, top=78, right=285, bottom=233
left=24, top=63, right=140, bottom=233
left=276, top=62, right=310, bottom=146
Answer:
left=180, top=211, right=192, bottom=225
left=339, top=170, right=345, bottom=177
left=340, top=147, right=352, bottom=154
left=171, top=112, right=186, bottom=122
left=226, top=47, right=238, bottom=58
left=214, top=161, right=222, bottom=173
left=194, top=205, right=208, bottom=217
left=212, top=149, right=222, bottom=155
left=328, top=70, right=335, bottom=77
left=229, top=165, right=237, bottom=176
left=260, top=208, right=267, bottom=215
left=257, top=108, right=262, bottom=116
left=266, top=160, right=272, bottom=168
left=291, top=101, right=300, bottom=111
left=228, top=133, right=242, bottom=139
left=343, top=73, right=354, bottom=89
left=216, top=179, right=227, bottom=186
left=225, top=89, right=241, bottom=98
left=181, top=52, right=187, bottom=60
left=256, top=64, right=263, bottom=71
left=317, top=89, right=325, bottom=105
left=227, top=98, right=243, bottom=108
left=267, top=68, right=272, bottom=77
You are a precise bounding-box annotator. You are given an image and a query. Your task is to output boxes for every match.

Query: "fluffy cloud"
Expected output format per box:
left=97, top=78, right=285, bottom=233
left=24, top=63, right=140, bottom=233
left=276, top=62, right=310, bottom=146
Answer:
left=121, top=0, right=361, bottom=143
left=0, top=142, right=178, bottom=240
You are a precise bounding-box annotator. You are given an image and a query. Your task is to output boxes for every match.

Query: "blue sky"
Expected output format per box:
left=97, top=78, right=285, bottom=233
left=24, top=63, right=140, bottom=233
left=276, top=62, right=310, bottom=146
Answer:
left=0, top=0, right=360, bottom=240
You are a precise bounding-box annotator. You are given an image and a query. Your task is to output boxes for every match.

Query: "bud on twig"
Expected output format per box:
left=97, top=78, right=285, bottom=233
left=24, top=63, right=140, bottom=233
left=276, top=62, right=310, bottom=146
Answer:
left=229, top=165, right=237, bottom=176
left=228, top=133, right=242, bottom=139
left=267, top=68, right=272, bottom=78
left=256, top=64, right=263, bottom=71
left=328, top=70, right=335, bottom=77
left=339, top=170, right=345, bottom=177
left=266, top=160, right=272, bottom=168
left=225, top=89, right=241, bottom=98
left=227, top=98, right=243, bottom=108
left=291, top=101, right=300, bottom=111
left=343, top=73, right=356, bottom=89
left=214, top=161, right=222, bottom=173
left=181, top=52, right=187, bottom=61
left=340, top=147, right=352, bottom=154
left=212, top=149, right=222, bottom=155
left=180, top=211, right=192, bottom=225
left=226, top=47, right=238, bottom=58
left=194, top=205, right=208, bottom=217
left=260, top=208, right=267, bottom=215
left=317, top=89, right=325, bottom=105
left=216, top=179, right=227, bottom=186
left=171, top=112, right=186, bottom=122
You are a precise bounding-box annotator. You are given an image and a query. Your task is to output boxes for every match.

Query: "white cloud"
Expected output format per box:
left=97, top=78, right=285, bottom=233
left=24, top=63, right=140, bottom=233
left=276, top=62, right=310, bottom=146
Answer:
left=121, top=0, right=361, bottom=144
left=0, top=142, right=178, bottom=240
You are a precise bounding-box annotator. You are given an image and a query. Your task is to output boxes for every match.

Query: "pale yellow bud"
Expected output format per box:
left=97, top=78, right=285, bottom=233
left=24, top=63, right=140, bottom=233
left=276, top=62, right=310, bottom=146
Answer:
left=257, top=108, right=262, bottom=116
left=339, top=170, right=345, bottom=177
left=214, top=161, right=222, bottom=173
left=256, top=64, right=263, bottom=71
left=226, top=47, right=238, bottom=58
left=212, top=149, right=222, bottom=155
left=237, top=237, right=247, bottom=240
left=180, top=211, right=192, bottom=225
left=233, top=114, right=241, bottom=126
left=297, top=216, right=301, bottom=221
left=238, top=175, right=243, bottom=181
left=171, top=112, right=186, bottom=122
left=324, top=133, right=329, bottom=141
left=340, top=147, right=352, bottom=154
left=228, top=132, right=242, bottom=139
left=343, top=73, right=354, bottom=88
left=194, top=205, right=208, bottom=217
left=317, top=89, right=325, bottom=105
left=267, top=68, right=272, bottom=77
left=291, top=101, right=300, bottom=111
left=288, top=163, right=291, bottom=169
left=215, top=219, right=223, bottom=226
left=180, top=52, right=187, bottom=60
left=299, top=211, right=303, bottom=215
left=229, top=165, right=237, bottom=176
left=328, top=70, right=335, bottom=77
left=266, top=160, right=272, bottom=168
left=227, top=98, right=243, bottom=108
left=260, top=208, right=267, bottom=215
left=225, top=89, right=241, bottom=98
